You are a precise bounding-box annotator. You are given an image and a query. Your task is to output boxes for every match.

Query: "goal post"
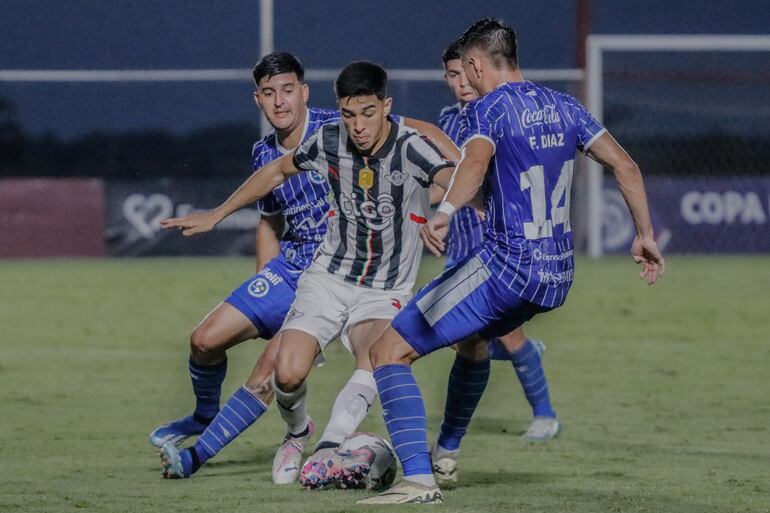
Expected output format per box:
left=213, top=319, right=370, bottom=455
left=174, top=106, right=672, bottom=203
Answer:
left=585, top=34, right=770, bottom=257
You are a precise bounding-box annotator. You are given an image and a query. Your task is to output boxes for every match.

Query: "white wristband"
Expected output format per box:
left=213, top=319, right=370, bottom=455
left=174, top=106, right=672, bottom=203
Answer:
left=437, top=202, right=457, bottom=219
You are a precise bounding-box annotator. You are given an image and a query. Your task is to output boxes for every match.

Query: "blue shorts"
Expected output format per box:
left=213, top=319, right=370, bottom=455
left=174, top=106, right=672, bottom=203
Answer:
left=224, top=253, right=304, bottom=339
left=392, top=254, right=552, bottom=356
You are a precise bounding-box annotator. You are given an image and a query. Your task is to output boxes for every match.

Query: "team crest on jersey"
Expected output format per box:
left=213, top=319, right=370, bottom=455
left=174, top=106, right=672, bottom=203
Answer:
left=384, top=169, right=408, bottom=186
left=248, top=277, right=270, bottom=298
left=309, top=171, right=326, bottom=185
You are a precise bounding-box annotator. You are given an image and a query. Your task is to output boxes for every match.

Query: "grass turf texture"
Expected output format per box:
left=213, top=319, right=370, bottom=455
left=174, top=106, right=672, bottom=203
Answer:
left=0, top=255, right=768, bottom=513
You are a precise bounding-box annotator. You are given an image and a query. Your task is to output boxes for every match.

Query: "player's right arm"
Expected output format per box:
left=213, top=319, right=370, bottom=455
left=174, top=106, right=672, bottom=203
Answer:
left=421, top=138, right=494, bottom=256
left=586, top=132, right=665, bottom=285
left=160, top=153, right=302, bottom=236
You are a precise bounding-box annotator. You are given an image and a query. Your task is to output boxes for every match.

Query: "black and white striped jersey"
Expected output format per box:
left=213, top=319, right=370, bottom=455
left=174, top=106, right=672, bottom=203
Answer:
left=292, top=116, right=454, bottom=292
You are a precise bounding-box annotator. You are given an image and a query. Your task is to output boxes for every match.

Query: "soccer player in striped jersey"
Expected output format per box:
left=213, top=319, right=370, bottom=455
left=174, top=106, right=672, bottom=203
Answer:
left=152, top=52, right=338, bottom=481
left=362, top=19, right=665, bottom=505
left=430, top=42, right=561, bottom=488
left=160, top=61, right=460, bottom=488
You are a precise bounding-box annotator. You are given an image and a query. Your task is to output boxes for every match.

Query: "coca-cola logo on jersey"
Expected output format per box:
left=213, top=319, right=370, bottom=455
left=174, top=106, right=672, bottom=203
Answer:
left=521, top=105, right=562, bottom=128
left=339, top=191, right=396, bottom=231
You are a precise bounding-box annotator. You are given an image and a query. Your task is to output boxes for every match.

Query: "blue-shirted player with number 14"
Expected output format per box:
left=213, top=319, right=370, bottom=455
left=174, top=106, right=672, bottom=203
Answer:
left=360, top=18, right=665, bottom=505
left=432, top=41, right=561, bottom=489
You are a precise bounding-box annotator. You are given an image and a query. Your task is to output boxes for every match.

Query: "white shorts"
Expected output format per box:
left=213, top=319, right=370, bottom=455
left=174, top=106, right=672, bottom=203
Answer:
left=279, top=267, right=412, bottom=362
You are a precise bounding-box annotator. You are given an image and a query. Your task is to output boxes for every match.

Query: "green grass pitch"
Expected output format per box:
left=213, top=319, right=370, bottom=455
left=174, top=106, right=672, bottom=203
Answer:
left=0, top=255, right=768, bottom=513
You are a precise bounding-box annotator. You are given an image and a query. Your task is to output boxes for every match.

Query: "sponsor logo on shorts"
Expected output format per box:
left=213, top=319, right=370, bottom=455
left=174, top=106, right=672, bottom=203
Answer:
left=248, top=277, right=270, bottom=298
left=391, top=299, right=403, bottom=310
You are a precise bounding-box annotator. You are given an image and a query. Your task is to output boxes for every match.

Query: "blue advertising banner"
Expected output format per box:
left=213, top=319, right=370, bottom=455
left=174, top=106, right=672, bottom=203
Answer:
left=602, top=176, right=770, bottom=254
left=106, top=179, right=261, bottom=256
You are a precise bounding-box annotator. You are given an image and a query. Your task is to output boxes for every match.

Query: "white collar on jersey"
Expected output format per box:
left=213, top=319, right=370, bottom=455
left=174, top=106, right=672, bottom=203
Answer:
left=275, top=107, right=311, bottom=155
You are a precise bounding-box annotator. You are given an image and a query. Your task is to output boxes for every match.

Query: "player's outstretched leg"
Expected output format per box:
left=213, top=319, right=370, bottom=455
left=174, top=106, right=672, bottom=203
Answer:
left=432, top=337, right=490, bottom=487
left=159, top=338, right=278, bottom=479
left=492, top=328, right=560, bottom=441
left=358, top=328, right=443, bottom=505
left=301, top=319, right=384, bottom=490
left=300, top=369, right=377, bottom=489
left=271, top=330, right=320, bottom=484
left=150, top=303, right=259, bottom=448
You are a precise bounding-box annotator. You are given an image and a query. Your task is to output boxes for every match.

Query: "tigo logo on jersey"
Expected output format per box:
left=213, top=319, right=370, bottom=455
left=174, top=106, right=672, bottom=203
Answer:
left=339, top=192, right=397, bottom=231
left=248, top=277, right=271, bottom=298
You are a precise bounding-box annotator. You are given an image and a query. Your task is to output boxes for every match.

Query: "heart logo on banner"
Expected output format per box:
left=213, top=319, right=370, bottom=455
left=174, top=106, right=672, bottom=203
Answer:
left=123, top=193, right=174, bottom=239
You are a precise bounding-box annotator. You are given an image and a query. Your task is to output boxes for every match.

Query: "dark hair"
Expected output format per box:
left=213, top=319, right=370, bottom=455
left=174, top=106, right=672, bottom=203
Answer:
left=335, top=61, right=388, bottom=100
left=442, top=40, right=462, bottom=65
left=457, top=18, right=518, bottom=68
left=252, top=52, right=304, bottom=86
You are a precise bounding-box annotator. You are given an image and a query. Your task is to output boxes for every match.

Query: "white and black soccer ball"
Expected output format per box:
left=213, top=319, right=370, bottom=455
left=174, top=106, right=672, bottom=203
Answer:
left=337, top=432, right=397, bottom=491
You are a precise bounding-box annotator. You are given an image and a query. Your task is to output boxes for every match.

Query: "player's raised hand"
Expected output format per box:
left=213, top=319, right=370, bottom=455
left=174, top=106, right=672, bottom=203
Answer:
left=631, top=235, right=665, bottom=285
left=160, top=210, right=220, bottom=236
left=420, top=212, right=450, bottom=257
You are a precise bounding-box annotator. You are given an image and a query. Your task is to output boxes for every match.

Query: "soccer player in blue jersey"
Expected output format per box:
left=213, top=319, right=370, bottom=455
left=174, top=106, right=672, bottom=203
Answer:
left=437, top=40, right=560, bottom=446
left=360, top=19, right=665, bottom=505
left=430, top=41, right=561, bottom=487
left=151, top=52, right=340, bottom=481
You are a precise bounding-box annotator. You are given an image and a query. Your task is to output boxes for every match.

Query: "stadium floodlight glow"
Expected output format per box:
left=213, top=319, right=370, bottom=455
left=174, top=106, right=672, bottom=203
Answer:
left=585, top=34, right=770, bottom=258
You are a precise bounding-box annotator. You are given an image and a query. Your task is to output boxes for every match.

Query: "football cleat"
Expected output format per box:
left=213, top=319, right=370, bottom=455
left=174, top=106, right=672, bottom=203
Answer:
left=523, top=416, right=561, bottom=442
left=149, top=414, right=209, bottom=448
left=272, top=418, right=315, bottom=485
left=159, top=443, right=191, bottom=479
left=357, top=480, right=443, bottom=505
left=432, top=456, right=458, bottom=488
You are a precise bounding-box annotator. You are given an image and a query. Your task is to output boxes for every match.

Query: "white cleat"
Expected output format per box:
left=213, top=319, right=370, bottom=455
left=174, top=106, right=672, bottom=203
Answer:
left=432, top=456, right=458, bottom=488
left=272, top=418, right=315, bottom=485
left=523, top=416, right=561, bottom=442
left=357, top=480, right=443, bottom=505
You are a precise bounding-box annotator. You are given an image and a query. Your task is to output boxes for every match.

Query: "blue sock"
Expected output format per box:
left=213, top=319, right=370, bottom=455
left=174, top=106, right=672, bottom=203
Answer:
left=189, top=357, right=227, bottom=422
left=374, top=364, right=432, bottom=477
left=487, top=338, right=512, bottom=361
left=437, top=354, right=490, bottom=451
left=187, top=386, right=268, bottom=473
left=509, top=340, right=556, bottom=418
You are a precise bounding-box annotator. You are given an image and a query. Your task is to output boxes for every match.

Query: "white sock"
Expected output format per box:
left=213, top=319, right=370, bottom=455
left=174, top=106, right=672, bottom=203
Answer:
left=272, top=375, right=309, bottom=435
left=405, top=473, right=437, bottom=488
left=433, top=444, right=460, bottom=461
left=318, top=369, right=377, bottom=445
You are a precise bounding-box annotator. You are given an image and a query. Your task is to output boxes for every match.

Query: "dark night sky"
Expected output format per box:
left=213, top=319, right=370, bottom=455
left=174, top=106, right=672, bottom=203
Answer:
left=1, top=0, right=768, bottom=138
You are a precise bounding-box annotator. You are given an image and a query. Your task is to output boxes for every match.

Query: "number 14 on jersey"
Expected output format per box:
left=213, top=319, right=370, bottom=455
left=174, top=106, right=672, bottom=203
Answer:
left=520, top=160, right=574, bottom=240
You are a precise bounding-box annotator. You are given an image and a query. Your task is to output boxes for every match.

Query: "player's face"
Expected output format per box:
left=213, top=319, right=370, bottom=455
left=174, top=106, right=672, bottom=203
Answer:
left=338, top=95, right=393, bottom=153
left=254, top=72, right=309, bottom=132
left=443, top=59, right=477, bottom=104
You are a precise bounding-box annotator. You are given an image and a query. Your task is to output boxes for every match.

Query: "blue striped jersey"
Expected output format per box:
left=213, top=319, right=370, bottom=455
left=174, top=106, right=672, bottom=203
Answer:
left=251, top=107, right=340, bottom=269
left=438, top=102, right=484, bottom=265
left=461, top=81, right=606, bottom=308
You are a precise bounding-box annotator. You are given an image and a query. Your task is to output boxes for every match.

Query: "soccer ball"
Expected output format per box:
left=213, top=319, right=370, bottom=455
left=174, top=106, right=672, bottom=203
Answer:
left=336, top=432, right=397, bottom=491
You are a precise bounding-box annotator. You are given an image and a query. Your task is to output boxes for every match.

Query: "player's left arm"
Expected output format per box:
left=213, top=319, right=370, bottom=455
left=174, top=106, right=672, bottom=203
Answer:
left=586, top=132, right=665, bottom=284
left=422, top=138, right=494, bottom=256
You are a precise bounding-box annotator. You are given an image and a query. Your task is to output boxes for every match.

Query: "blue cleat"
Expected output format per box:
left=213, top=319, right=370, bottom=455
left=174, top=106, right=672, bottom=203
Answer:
left=159, top=443, right=193, bottom=479
left=149, top=414, right=211, bottom=448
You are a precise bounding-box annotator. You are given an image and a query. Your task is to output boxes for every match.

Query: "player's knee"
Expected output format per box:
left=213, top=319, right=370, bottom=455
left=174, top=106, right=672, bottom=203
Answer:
left=189, top=324, right=225, bottom=361
left=456, top=336, right=489, bottom=361
left=369, top=329, right=417, bottom=368
left=273, top=361, right=306, bottom=393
